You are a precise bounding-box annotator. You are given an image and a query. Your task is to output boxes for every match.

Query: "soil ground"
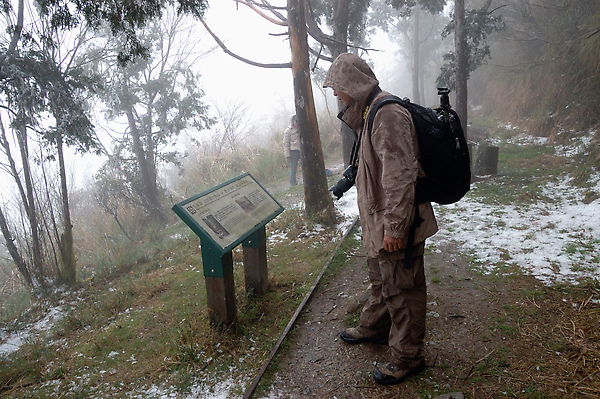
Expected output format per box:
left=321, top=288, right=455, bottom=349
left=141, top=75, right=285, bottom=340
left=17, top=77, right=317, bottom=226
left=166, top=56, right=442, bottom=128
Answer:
left=259, top=239, right=502, bottom=398
left=251, top=166, right=600, bottom=399
left=257, top=234, right=598, bottom=399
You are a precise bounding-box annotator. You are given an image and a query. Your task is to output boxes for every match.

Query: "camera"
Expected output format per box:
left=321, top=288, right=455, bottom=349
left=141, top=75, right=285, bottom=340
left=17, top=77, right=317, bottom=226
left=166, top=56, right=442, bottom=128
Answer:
left=436, top=87, right=454, bottom=126
left=329, top=164, right=357, bottom=199
left=437, top=87, right=451, bottom=110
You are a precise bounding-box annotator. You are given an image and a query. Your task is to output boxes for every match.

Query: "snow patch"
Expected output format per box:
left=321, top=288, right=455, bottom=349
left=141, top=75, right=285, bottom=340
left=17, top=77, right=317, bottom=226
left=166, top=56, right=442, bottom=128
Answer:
left=0, top=306, right=64, bottom=356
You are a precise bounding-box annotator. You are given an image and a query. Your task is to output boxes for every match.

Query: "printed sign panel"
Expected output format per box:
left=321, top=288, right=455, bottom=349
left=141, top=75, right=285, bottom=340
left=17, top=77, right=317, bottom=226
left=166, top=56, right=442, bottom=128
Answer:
left=173, top=173, right=283, bottom=253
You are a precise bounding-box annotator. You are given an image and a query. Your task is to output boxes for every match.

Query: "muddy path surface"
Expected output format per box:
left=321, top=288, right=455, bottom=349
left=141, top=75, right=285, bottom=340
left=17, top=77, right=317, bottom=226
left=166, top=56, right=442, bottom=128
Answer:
left=258, top=236, right=545, bottom=399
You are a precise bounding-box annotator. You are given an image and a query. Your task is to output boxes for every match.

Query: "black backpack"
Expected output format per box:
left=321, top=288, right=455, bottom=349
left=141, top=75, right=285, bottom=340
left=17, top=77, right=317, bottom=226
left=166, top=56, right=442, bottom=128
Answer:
left=365, top=89, right=471, bottom=205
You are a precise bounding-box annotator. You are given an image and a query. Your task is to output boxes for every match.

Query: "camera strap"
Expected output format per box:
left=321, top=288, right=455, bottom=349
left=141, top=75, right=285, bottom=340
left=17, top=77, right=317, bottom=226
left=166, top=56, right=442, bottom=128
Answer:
left=361, top=86, right=383, bottom=128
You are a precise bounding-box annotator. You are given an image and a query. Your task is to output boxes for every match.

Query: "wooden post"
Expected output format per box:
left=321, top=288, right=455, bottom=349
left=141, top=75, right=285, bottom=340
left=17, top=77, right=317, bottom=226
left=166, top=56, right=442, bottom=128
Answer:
left=474, top=145, right=500, bottom=176
left=202, top=241, right=237, bottom=325
left=171, top=173, right=284, bottom=327
left=242, top=226, right=268, bottom=296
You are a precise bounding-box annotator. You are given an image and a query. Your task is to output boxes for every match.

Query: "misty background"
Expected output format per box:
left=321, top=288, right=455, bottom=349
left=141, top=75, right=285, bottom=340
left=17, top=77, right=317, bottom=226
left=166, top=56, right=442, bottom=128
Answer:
left=1, top=0, right=598, bottom=305
left=0, top=0, right=598, bottom=395
left=1, top=0, right=598, bottom=302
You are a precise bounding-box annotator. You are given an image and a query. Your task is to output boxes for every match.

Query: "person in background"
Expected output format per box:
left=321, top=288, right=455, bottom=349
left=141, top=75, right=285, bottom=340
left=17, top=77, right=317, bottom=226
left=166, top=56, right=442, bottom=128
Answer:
left=323, top=53, right=438, bottom=386
left=283, top=115, right=301, bottom=186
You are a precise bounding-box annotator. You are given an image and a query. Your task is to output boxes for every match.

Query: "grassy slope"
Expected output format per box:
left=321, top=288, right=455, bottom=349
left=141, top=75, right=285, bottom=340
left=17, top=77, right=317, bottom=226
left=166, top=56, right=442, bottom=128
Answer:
left=0, top=169, right=348, bottom=398
left=1, top=125, right=599, bottom=398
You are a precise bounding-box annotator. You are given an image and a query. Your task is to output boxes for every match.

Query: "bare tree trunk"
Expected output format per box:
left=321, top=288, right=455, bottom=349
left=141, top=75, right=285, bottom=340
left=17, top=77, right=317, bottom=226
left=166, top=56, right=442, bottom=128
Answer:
left=412, top=10, right=422, bottom=104
left=0, top=207, right=33, bottom=287
left=0, top=116, right=35, bottom=287
left=122, top=83, right=167, bottom=224
left=7, top=0, right=23, bottom=54
left=455, top=0, right=468, bottom=135
left=331, top=0, right=354, bottom=167
left=143, top=108, right=158, bottom=188
left=16, top=117, right=45, bottom=286
left=288, top=0, right=335, bottom=224
left=56, top=137, right=77, bottom=285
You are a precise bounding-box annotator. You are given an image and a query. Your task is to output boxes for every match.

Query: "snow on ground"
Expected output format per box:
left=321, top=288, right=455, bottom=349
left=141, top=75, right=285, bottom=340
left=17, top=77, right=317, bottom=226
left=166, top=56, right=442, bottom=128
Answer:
left=0, top=306, right=64, bottom=356
left=330, top=168, right=600, bottom=285
left=332, top=184, right=359, bottom=231
left=2, top=138, right=599, bottom=397
left=431, top=177, right=600, bottom=284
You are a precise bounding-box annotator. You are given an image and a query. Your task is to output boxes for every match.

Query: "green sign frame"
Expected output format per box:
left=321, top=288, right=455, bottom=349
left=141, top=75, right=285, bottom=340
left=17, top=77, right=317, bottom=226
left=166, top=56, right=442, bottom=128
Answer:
left=172, top=173, right=284, bottom=277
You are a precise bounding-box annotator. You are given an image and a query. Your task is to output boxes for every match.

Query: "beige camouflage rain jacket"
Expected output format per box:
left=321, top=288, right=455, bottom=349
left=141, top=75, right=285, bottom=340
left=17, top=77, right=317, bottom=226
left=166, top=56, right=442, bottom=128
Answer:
left=324, top=53, right=438, bottom=258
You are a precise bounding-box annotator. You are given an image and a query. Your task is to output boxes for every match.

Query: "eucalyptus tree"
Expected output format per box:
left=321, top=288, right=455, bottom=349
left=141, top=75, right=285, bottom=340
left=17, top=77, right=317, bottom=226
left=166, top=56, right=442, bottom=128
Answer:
left=0, top=0, right=210, bottom=290
left=369, top=0, right=450, bottom=105
left=0, top=0, right=99, bottom=289
left=201, top=0, right=339, bottom=223
left=306, top=0, right=370, bottom=167
left=437, top=0, right=504, bottom=131
left=200, top=0, right=380, bottom=222
left=94, top=10, right=214, bottom=224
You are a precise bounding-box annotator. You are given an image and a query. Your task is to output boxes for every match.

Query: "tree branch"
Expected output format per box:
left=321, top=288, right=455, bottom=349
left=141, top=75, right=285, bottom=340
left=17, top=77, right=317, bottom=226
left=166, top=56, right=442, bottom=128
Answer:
left=304, top=1, right=381, bottom=54
left=7, top=0, right=24, bottom=54
left=585, top=28, right=600, bottom=39
left=235, top=0, right=287, bottom=26
left=304, top=1, right=337, bottom=48
left=199, top=17, right=291, bottom=68
left=308, top=45, right=333, bottom=66
left=256, top=0, right=288, bottom=21
left=488, top=4, right=508, bottom=15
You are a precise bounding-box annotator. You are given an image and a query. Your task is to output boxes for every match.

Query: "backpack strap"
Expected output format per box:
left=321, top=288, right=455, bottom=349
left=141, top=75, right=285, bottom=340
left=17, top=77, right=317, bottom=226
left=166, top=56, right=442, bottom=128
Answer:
left=365, top=95, right=405, bottom=138
left=364, top=95, right=423, bottom=269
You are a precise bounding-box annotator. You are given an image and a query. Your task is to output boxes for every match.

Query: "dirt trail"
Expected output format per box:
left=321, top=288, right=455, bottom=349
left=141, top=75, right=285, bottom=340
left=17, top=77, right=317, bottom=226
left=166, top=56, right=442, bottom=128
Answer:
left=259, top=238, right=531, bottom=399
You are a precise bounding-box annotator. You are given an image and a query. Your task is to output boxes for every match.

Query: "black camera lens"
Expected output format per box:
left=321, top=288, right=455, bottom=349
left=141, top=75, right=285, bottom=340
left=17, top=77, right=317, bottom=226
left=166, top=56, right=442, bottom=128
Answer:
left=328, top=165, right=357, bottom=199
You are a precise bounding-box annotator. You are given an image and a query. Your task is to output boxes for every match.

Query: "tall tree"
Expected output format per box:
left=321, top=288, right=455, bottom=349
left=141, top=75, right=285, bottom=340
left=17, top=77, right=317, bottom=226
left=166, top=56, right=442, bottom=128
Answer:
left=1, top=0, right=210, bottom=289
left=96, top=10, right=213, bottom=224
left=1, top=0, right=107, bottom=289
left=288, top=0, right=335, bottom=222
left=39, top=23, right=101, bottom=286
left=306, top=0, right=370, bottom=166
left=437, top=0, right=504, bottom=133
left=0, top=110, right=45, bottom=288
left=369, top=1, right=450, bottom=105
left=454, top=0, right=468, bottom=132
left=200, top=0, right=337, bottom=222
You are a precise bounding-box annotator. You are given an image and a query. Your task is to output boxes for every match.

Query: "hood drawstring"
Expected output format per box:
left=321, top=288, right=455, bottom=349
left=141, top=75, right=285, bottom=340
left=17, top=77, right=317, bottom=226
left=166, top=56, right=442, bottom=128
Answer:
left=344, top=86, right=383, bottom=168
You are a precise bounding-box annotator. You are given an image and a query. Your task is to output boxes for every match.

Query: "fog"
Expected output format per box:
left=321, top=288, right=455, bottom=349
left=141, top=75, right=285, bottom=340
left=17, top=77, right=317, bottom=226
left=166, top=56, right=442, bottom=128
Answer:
left=55, top=1, right=416, bottom=189
left=196, top=2, right=412, bottom=135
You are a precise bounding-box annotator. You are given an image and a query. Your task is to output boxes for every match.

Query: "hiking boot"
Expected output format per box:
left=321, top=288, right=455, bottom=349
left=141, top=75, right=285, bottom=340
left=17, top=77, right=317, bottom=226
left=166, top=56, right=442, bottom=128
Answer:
left=373, top=361, right=425, bottom=386
left=339, top=327, right=388, bottom=345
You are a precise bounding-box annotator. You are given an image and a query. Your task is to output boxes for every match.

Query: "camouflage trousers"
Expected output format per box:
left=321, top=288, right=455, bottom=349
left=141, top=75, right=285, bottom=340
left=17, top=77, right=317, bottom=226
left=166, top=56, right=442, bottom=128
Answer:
left=358, top=241, right=427, bottom=368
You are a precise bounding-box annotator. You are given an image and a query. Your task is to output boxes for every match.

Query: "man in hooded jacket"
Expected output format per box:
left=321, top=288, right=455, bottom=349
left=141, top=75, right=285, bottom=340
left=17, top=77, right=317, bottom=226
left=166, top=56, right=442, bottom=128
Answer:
left=323, top=52, right=438, bottom=385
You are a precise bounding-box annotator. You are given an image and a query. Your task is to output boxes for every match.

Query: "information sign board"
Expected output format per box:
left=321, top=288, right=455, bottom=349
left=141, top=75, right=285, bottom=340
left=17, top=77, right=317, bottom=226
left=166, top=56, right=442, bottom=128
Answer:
left=172, top=173, right=284, bottom=255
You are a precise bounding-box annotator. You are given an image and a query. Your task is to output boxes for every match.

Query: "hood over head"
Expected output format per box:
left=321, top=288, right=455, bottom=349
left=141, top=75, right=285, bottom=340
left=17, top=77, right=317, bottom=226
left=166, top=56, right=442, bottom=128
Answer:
left=323, top=53, right=380, bottom=130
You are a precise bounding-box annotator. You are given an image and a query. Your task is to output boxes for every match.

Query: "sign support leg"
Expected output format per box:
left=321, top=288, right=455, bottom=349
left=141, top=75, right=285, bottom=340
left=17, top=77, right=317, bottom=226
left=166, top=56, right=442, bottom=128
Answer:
left=242, top=226, right=268, bottom=295
left=204, top=251, right=237, bottom=325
